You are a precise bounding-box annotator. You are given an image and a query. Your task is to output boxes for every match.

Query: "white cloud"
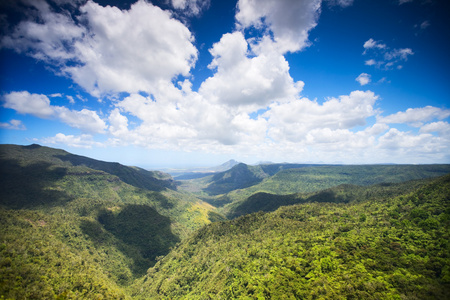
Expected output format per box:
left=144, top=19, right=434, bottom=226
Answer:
left=326, top=0, right=354, bottom=7
left=49, top=93, right=63, bottom=98
left=42, top=133, right=103, bottom=148
left=419, top=121, right=450, bottom=136
left=378, top=106, right=450, bottom=126
left=420, top=21, right=430, bottom=30
left=2, top=0, right=198, bottom=97
left=236, top=0, right=321, bottom=53
left=66, top=95, right=75, bottom=104
left=1, top=0, right=85, bottom=62
left=3, top=91, right=54, bottom=118
left=2, top=91, right=106, bottom=133
left=363, top=39, right=414, bottom=70
left=384, top=48, right=414, bottom=61
left=108, top=108, right=129, bottom=138
left=364, top=59, right=376, bottom=66
left=199, top=32, right=303, bottom=108
left=363, top=38, right=386, bottom=52
left=377, top=128, right=447, bottom=156
left=0, top=119, right=26, bottom=130
left=54, top=107, right=107, bottom=133
left=170, top=0, right=210, bottom=16
left=264, top=90, right=379, bottom=143
left=356, top=73, right=371, bottom=86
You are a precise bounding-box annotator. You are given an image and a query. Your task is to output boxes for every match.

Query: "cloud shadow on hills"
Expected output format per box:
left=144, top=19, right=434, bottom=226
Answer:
left=0, top=158, right=70, bottom=209
left=82, top=204, right=180, bottom=277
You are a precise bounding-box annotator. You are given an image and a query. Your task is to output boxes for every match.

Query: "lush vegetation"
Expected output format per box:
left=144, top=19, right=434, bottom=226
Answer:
left=223, top=164, right=450, bottom=205
left=1, top=144, right=449, bottom=299
left=133, top=174, right=450, bottom=299
left=226, top=178, right=435, bottom=219
left=177, top=163, right=450, bottom=210
left=0, top=144, right=215, bottom=299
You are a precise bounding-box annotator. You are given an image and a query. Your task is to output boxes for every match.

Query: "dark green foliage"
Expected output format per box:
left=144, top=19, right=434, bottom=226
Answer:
left=0, top=144, right=214, bottom=299
left=223, top=164, right=450, bottom=204
left=133, top=174, right=450, bottom=299
left=226, top=179, right=435, bottom=218
left=204, top=163, right=268, bottom=195
left=0, top=144, right=175, bottom=192
left=97, top=205, right=179, bottom=276
left=207, top=211, right=227, bottom=222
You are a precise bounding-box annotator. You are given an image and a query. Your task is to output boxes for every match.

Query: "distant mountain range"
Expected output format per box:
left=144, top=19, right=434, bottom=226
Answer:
left=168, top=159, right=241, bottom=180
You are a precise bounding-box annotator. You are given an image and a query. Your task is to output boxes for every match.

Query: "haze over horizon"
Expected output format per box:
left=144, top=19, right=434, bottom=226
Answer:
left=1, top=0, right=449, bottom=168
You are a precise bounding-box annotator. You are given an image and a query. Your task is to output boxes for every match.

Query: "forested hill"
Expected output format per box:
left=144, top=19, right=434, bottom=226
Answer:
left=0, top=144, right=216, bottom=299
left=132, top=174, right=450, bottom=299
left=0, top=144, right=175, bottom=192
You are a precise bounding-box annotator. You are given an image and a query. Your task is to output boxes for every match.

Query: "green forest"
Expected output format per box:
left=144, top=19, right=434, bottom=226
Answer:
left=1, top=144, right=449, bottom=299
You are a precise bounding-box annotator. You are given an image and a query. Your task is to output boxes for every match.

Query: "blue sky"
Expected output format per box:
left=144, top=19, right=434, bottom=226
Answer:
left=1, top=0, right=449, bottom=168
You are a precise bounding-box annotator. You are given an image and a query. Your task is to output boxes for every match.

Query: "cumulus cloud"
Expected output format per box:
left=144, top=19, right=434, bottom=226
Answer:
left=378, top=106, right=450, bottom=126
left=42, top=133, right=103, bottom=148
left=356, top=73, right=371, bottom=86
left=2, top=0, right=198, bottom=97
left=2, top=91, right=106, bottom=133
left=3, top=91, right=54, bottom=118
left=235, top=0, right=321, bottom=53
left=2, top=0, right=448, bottom=164
left=199, top=32, right=303, bottom=108
left=264, top=90, right=379, bottom=143
left=377, top=128, right=446, bottom=155
left=419, top=121, right=450, bottom=135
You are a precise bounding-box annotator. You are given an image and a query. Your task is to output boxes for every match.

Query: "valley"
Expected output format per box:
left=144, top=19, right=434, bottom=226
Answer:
left=1, top=144, right=449, bottom=299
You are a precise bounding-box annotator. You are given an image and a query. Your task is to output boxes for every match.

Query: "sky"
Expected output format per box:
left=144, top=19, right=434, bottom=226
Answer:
left=1, top=0, right=449, bottom=169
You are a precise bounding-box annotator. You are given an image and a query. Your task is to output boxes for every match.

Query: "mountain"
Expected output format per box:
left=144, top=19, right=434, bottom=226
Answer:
left=170, top=159, right=241, bottom=180
left=203, top=163, right=269, bottom=195
left=221, top=164, right=450, bottom=207
left=0, top=144, right=216, bottom=298
left=132, top=174, right=450, bottom=299
left=209, top=159, right=241, bottom=172
left=1, top=143, right=175, bottom=192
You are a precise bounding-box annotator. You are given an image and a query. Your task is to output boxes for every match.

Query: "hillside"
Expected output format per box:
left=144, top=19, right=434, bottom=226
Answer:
left=226, top=178, right=435, bottom=219
left=132, top=174, right=450, bottom=299
left=1, top=144, right=449, bottom=299
left=176, top=162, right=318, bottom=198
left=0, top=144, right=216, bottom=299
left=0, top=144, right=175, bottom=192
left=222, top=164, right=450, bottom=206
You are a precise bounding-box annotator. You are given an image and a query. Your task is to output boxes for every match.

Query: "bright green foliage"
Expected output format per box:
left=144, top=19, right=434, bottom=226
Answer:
left=132, top=175, right=450, bottom=299
left=0, top=209, right=129, bottom=299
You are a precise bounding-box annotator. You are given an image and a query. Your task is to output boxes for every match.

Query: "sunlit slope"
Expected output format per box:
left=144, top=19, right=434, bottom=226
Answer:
left=133, top=174, right=450, bottom=299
